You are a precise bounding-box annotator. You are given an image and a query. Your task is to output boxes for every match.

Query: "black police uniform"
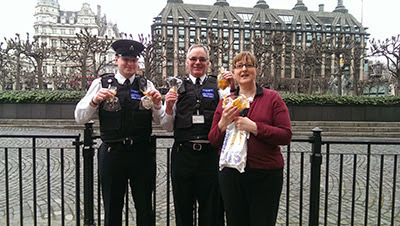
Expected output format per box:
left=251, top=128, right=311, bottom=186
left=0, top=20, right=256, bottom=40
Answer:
left=97, top=40, right=155, bottom=226
left=171, top=75, right=224, bottom=226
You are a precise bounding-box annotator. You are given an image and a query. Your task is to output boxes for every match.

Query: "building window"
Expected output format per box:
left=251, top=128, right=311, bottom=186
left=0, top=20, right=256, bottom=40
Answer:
left=189, top=18, right=195, bottom=25
left=244, top=30, right=251, bottom=39
left=178, top=27, right=185, bottom=37
left=223, top=29, right=229, bottom=38
left=200, top=28, right=207, bottom=38
left=316, top=33, right=322, bottom=41
left=200, top=18, right=207, bottom=26
left=233, top=30, right=240, bottom=39
left=51, top=39, right=57, bottom=47
left=52, top=66, right=58, bottom=74
left=238, top=13, right=253, bottom=22
left=167, top=26, right=173, bottom=36
left=279, top=15, right=293, bottom=24
left=178, top=17, right=184, bottom=25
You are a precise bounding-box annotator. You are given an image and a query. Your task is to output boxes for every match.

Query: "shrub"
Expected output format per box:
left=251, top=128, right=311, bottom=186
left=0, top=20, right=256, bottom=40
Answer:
left=0, top=90, right=85, bottom=103
left=0, top=90, right=400, bottom=106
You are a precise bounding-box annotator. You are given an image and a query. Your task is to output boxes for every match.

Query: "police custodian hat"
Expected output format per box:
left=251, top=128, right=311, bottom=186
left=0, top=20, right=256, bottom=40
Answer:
left=111, top=39, right=145, bottom=58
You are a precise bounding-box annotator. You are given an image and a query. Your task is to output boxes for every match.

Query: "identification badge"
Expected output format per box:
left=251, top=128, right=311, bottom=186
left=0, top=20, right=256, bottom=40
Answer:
left=192, top=115, right=205, bottom=124
left=130, top=90, right=142, bottom=100
left=202, top=89, right=215, bottom=98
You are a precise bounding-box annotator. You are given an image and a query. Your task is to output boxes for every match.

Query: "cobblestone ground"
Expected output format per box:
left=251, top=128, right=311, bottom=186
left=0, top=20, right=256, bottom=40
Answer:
left=0, top=127, right=399, bottom=225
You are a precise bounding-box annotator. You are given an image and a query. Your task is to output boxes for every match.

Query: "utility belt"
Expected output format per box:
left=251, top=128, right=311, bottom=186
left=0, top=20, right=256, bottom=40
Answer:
left=178, top=140, right=211, bottom=152
left=105, top=136, right=150, bottom=152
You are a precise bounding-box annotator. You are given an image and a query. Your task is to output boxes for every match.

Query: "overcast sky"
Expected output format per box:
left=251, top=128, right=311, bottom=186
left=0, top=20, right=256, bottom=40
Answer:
left=1, top=0, right=398, bottom=42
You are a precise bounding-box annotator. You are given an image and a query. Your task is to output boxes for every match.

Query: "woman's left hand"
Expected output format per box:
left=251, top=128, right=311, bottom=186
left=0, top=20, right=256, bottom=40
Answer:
left=222, top=71, right=235, bottom=89
left=234, top=116, right=258, bottom=135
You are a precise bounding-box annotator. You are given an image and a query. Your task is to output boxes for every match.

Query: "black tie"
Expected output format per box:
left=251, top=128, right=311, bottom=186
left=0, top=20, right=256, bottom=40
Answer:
left=195, top=77, right=202, bottom=100
left=124, top=79, right=130, bottom=86
left=196, top=78, right=201, bottom=86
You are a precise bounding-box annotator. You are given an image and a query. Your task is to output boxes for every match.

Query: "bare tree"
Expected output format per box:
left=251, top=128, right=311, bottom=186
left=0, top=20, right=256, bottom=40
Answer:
left=138, top=33, right=169, bottom=87
left=18, top=33, right=56, bottom=89
left=0, top=42, right=11, bottom=90
left=370, top=35, right=400, bottom=96
left=324, top=34, right=355, bottom=95
left=4, top=34, right=29, bottom=90
left=253, top=33, right=287, bottom=90
left=206, top=30, right=232, bottom=75
left=292, top=39, right=326, bottom=94
left=59, top=28, right=114, bottom=90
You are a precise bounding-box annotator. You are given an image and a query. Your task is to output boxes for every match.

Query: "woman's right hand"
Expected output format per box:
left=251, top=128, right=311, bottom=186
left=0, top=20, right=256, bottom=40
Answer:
left=218, top=105, right=240, bottom=132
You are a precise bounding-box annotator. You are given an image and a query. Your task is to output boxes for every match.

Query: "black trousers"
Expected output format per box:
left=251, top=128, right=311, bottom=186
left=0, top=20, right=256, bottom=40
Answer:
left=219, top=167, right=283, bottom=226
left=171, top=142, right=224, bottom=226
left=98, top=142, right=156, bottom=226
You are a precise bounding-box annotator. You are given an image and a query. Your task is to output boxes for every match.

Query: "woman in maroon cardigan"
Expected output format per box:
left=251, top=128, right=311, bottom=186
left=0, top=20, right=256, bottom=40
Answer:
left=208, top=51, right=292, bottom=226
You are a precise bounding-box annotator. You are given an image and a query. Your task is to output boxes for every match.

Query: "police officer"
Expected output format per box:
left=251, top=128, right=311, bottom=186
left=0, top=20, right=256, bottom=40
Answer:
left=75, top=39, right=164, bottom=226
left=161, top=44, right=235, bottom=225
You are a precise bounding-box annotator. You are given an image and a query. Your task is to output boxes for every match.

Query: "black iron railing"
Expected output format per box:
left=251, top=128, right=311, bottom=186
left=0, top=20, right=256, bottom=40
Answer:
left=0, top=123, right=399, bottom=225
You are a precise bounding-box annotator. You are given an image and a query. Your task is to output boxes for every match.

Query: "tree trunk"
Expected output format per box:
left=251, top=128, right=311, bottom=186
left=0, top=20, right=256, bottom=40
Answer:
left=37, top=60, right=44, bottom=89
left=15, top=56, right=22, bottom=90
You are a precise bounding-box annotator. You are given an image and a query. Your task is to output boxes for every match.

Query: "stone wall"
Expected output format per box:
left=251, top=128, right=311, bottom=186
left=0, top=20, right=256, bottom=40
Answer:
left=1, top=103, right=400, bottom=122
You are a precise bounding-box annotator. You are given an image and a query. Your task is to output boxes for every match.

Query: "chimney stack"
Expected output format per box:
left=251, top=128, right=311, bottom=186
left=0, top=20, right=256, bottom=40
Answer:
left=319, top=4, right=324, bottom=12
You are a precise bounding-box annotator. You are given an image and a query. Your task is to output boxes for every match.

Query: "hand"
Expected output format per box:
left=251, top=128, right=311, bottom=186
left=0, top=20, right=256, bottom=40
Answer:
left=222, top=71, right=235, bottom=89
left=234, top=116, right=258, bottom=135
left=218, top=105, right=240, bottom=132
left=165, top=90, right=178, bottom=115
left=147, top=89, right=162, bottom=106
left=92, top=88, right=115, bottom=105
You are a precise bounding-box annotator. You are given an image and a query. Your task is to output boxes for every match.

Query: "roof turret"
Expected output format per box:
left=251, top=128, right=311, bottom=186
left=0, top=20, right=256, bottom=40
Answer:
left=214, top=0, right=229, bottom=7
left=293, top=0, right=307, bottom=11
left=333, top=0, right=348, bottom=13
left=254, top=0, right=269, bottom=9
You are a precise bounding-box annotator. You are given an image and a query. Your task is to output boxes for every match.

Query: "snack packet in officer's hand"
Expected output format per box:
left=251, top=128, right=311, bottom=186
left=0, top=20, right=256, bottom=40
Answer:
left=217, top=67, right=229, bottom=90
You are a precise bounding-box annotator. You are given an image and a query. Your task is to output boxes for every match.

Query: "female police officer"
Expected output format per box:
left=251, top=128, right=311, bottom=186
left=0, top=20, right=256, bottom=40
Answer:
left=75, top=39, right=164, bottom=226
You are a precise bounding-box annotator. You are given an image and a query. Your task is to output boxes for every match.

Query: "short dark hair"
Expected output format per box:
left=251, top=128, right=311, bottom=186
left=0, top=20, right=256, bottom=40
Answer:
left=187, top=44, right=209, bottom=60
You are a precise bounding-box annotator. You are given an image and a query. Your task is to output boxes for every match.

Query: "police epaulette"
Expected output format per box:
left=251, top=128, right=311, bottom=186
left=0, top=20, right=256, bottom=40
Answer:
left=100, top=73, right=115, bottom=78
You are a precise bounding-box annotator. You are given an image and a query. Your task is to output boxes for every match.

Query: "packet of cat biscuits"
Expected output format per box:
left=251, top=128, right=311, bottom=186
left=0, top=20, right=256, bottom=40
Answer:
left=217, top=67, right=229, bottom=90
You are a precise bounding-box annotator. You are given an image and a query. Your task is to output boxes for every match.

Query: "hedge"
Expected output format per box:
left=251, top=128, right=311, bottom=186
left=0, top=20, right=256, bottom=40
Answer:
left=1, top=90, right=400, bottom=106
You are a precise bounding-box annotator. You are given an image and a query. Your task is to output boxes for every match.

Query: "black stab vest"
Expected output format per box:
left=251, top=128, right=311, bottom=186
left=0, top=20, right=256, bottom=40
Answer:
left=174, top=76, right=220, bottom=141
left=98, top=74, right=152, bottom=143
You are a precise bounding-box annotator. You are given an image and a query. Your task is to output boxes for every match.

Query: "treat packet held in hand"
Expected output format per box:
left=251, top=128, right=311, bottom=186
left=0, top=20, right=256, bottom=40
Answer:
left=103, top=86, right=121, bottom=112
left=217, top=67, right=229, bottom=90
left=222, top=95, right=233, bottom=109
left=219, top=122, right=250, bottom=173
left=232, top=94, right=249, bottom=111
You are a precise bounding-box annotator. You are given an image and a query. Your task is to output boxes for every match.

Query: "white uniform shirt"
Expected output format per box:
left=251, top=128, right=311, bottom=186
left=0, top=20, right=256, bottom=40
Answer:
left=160, top=74, right=231, bottom=132
left=74, top=71, right=165, bottom=125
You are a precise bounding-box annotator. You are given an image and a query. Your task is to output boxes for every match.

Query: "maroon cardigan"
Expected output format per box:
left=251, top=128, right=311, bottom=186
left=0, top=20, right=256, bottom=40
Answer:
left=208, top=86, right=292, bottom=170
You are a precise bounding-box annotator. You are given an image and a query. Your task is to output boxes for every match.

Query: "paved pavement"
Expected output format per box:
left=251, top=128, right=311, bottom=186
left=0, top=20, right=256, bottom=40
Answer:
left=0, top=127, right=399, bottom=225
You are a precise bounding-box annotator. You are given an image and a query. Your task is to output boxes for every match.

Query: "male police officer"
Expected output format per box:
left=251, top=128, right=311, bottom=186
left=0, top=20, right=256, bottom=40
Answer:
left=75, top=39, right=164, bottom=226
left=161, top=44, right=235, bottom=225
